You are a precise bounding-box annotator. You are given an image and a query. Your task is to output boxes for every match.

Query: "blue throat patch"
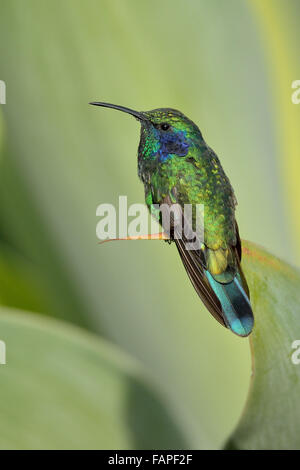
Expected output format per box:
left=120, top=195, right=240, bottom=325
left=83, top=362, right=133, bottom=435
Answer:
left=157, top=130, right=189, bottom=162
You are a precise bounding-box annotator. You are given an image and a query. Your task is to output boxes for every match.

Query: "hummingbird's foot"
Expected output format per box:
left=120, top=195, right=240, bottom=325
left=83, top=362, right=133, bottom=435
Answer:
left=98, top=232, right=170, bottom=244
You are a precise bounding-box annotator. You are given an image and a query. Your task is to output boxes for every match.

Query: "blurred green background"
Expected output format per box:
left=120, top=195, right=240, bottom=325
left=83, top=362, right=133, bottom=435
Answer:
left=0, top=0, right=299, bottom=449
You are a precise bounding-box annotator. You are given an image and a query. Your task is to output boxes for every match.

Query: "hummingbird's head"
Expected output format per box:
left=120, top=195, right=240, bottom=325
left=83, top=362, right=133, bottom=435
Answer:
left=138, top=108, right=205, bottom=162
left=89, top=102, right=204, bottom=162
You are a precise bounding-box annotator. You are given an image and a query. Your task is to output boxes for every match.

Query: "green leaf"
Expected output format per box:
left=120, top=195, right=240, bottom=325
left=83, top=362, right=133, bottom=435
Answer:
left=0, top=243, right=51, bottom=314
left=1, top=0, right=298, bottom=449
left=0, top=111, right=4, bottom=154
left=0, top=307, right=186, bottom=449
left=226, top=241, right=300, bottom=450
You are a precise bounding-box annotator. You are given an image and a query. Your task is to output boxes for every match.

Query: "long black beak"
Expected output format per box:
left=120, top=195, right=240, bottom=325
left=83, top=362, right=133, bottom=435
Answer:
left=89, top=102, right=146, bottom=121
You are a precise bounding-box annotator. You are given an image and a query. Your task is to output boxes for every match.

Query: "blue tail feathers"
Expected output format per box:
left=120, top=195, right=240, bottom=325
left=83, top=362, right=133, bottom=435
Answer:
left=205, top=270, right=254, bottom=337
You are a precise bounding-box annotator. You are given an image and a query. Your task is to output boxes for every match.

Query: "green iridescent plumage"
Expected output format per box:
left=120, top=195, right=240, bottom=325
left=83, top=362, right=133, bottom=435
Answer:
left=138, top=109, right=237, bottom=281
left=91, top=102, right=254, bottom=337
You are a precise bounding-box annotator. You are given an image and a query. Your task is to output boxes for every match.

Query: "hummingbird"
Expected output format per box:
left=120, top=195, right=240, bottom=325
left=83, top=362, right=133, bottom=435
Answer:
left=90, top=102, right=254, bottom=337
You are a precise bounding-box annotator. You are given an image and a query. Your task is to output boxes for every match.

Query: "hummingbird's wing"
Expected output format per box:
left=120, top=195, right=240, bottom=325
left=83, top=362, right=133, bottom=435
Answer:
left=160, top=194, right=226, bottom=327
left=175, top=217, right=253, bottom=335
left=175, top=237, right=226, bottom=327
left=161, top=194, right=253, bottom=336
left=234, top=219, right=250, bottom=298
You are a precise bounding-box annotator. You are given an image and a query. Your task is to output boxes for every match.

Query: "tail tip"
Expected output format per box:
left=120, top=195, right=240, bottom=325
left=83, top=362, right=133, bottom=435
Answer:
left=230, top=316, right=254, bottom=337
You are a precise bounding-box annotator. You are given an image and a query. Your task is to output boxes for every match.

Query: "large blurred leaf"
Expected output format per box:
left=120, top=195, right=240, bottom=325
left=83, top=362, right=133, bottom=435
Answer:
left=0, top=0, right=298, bottom=449
left=226, top=241, right=300, bottom=449
left=0, top=243, right=50, bottom=313
left=0, top=0, right=260, bottom=449
left=0, top=306, right=185, bottom=449
left=251, top=0, right=300, bottom=262
left=0, top=111, right=4, bottom=154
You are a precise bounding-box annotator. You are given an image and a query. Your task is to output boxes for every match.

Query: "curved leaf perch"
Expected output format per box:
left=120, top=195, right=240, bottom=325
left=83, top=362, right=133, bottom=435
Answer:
left=226, top=241, right=300, bottom=450
left=0, top=308, right=186, bottom=449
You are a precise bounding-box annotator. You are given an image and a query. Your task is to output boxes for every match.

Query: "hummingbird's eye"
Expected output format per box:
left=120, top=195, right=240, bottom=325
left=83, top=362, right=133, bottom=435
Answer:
left=160, top=123, right=170, bottom=131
